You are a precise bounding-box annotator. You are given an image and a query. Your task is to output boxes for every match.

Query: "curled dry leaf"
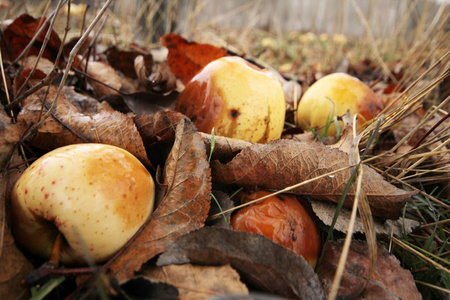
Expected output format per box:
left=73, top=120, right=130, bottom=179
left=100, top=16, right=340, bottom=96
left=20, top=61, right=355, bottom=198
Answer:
left=141, top=264, right=249, bottom=300
left=18, top=85, right=150, bottom=166
left=157, top=227, right=327, bottom=300
left=106, top=118, right=211, bottom=281
left=2, top=14, right=62, bottom=61
left=160, top=33, right=228, bottom=84
left=318, top=239, right=422, bottom=300
left=211, top=139, right=416, bottom=219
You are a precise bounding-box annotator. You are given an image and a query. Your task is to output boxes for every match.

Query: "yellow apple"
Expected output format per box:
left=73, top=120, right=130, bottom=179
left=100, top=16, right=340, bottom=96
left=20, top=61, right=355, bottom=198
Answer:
left=296, top=73, right=384, bottom=136
left=175, top=56, right=286, bottom=143
left=11, top=143, right=155, bottom=265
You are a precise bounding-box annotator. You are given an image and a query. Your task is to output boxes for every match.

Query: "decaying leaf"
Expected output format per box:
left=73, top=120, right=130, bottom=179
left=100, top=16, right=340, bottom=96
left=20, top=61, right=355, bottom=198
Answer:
left=141, top=263, right=249, bottom=300
left=211, top=139, right=416, bottom=219
left=318, top=239, right=422, bottom=300
left=157, top=227, right=327, bottom=300
left=0, top=108, right=26, bottom=170
left=106, top=118, right=211, bottom=281
left=160, top=33, right=228, bottom=84
left=2, top=14, right=62, bottom=61
left=18, top=85, right=150, bottom=166
left=311, top=200, right=420, bottom=236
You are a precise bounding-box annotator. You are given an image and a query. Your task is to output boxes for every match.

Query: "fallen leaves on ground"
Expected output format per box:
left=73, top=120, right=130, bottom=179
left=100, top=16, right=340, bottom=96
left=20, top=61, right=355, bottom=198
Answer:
left=318, top=239, right=422, bottom=300
left=141, top=264, right=249, bottom=300
left=211, top=139, right=415, bottom=219
left=2, top=14, right=61, bottom=62
left=157, top=227, right=327, bottom=299
left=106, top=118, right=211, bottom=281
left=161, top=33, right=228, bottom=84
left=18, top=85, right=151, bottom=166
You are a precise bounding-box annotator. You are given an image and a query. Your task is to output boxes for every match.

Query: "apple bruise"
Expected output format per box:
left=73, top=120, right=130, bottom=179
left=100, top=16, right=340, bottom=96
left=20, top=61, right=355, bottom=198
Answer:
left=11, top=144, right=155, bottom=265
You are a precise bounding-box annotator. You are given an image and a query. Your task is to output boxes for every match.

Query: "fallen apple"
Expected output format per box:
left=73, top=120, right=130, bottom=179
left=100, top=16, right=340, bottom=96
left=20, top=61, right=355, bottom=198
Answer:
left=11, top=143, right=155, bottom=265
left=296, top=73, right=384, bottom=136
left=175, top=56, right=285, bottom=143
left=230, top=190, right=321, bottom=267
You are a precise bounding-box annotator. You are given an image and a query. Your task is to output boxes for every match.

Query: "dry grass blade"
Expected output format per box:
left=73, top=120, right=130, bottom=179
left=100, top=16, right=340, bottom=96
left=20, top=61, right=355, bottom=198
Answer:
left=328, top=119, right=377, bottom=300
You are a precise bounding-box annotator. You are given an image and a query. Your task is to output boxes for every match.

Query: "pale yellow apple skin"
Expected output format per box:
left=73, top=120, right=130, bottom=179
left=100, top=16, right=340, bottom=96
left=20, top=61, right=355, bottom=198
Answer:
left=175, top=56, right=286, bottom=143
left=11, top=144, right=155, bottom=265
left=296, top=73, right=384, bottom=136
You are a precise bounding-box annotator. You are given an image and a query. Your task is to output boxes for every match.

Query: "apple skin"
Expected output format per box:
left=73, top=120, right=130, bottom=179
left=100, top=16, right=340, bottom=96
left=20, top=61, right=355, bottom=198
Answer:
left=175, top=56, right=286, bottom=143
left=230, top=190, right=321, bottom=268
left=11, top=143, right=155, bottom=265
left=296, top=73, right=384, bottom=136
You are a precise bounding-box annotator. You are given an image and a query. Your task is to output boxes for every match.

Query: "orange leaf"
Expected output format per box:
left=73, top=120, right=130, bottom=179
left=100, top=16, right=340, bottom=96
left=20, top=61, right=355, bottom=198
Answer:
left=160, top=33, right=228, bottom=84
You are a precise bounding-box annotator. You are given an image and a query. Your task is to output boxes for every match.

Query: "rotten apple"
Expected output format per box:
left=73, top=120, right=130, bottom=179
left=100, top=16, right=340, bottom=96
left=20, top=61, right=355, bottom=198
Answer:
left=230, top=190, right=321, bottom=267
left=10, top=143, right=155, bottom=265
left=175, top=56, right=286, bottom=143
left=296, top=73, right=384, bottom=136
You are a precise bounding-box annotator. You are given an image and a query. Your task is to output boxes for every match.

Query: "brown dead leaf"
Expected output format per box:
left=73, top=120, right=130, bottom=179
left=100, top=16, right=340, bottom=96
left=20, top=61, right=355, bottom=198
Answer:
left=79, top=59, right=122, bottom=97
left=157, top=227, right=327, bottom=300
left=310, top=200, right=420, bottom=237
left=0, top=218, right=33, bottom=300
left=106, top=118, right=211, bottom=281
left=160, top=33, right=228, bottom=84
left=133, top=110, right=187, bottom=148
left=18, top=86, right=150, bottom=166
left=105, top=45, right=153, bottom=79
left=211, top=139, right=416, bottom=219
left=1, top=157, right=32, bottom=300
left=2, top=14, right=62, bottom=62
left=141, top=264, right=248, bottom=300
left=318, top=239, right=422, bottom=300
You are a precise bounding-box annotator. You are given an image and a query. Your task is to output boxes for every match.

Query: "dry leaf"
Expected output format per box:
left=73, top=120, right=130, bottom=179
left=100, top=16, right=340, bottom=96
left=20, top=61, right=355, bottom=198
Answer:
left=2, top=14, right=62, bottom=61
left=160, top=33, right=228, bottom=84
left=0, top=220, right=33, bottom=300
left=141, top=264, right=248, bottom=300
left=133, top=110, right=187, bottom=148
left=157, top=227, right=327, bottom=300
left=105, top=45, right=153, bottom=79
left=1, top=157, right=33, bottom=300
left=122, top=91, right=179, bottom=115
left=318, top=239, right=422, bottom=300
left=311, top=200, right=420, bottom=236
left=18, top=85, right=150, bottom=166
left=211, top=139, right=415, bottom=219
left=79, top=59, right=122, bottom=97
left=106, top=118, right=211, bottom=281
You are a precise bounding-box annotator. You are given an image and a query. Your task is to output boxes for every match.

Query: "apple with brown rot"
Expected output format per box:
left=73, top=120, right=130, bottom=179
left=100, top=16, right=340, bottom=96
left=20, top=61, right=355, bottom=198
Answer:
left=10, top=143, right=155, bottom=265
